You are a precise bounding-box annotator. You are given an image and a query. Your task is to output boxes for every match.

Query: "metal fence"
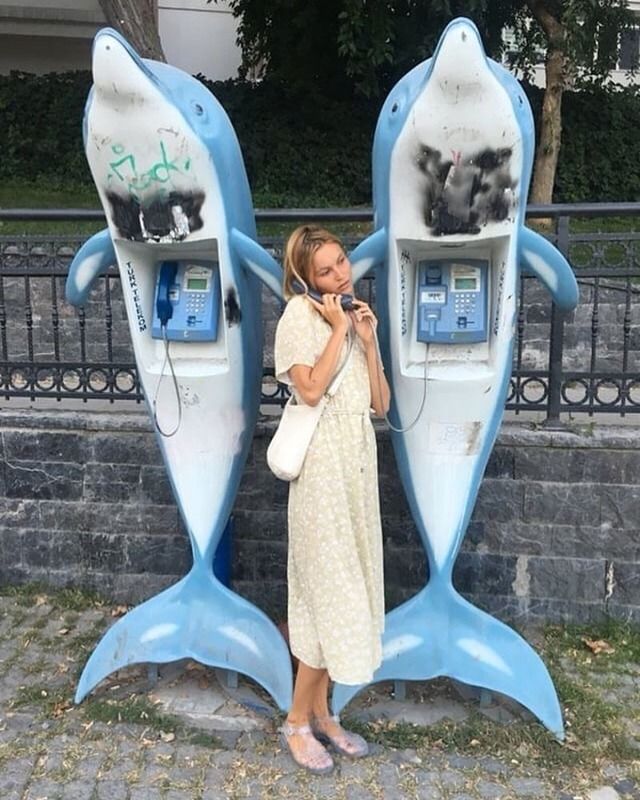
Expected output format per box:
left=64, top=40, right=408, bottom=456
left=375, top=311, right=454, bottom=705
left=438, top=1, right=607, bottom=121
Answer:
left=0, top=204, right=638, bottom=418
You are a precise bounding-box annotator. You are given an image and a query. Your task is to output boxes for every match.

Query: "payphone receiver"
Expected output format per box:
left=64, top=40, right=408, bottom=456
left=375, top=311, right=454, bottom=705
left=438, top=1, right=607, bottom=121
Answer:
left=292, top=279, right=355, bottom=311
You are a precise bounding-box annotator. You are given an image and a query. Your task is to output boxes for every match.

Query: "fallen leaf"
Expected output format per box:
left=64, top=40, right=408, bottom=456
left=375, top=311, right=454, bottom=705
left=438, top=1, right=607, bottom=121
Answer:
left=51, top=700, right=72, bottom=718
left=582, top=637, right=615, bottom=655
left=159, top=731, right=175, bottom=742
left=57, top=628, right=70, bottom=636
left=111, top=605, right=129, bottom=617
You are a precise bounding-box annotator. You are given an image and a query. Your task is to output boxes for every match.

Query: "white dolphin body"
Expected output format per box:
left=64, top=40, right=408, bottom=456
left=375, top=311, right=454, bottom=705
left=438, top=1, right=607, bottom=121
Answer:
left=335, top=19, right=578, bottom=738
left=66, top=29, right=291, bottom=709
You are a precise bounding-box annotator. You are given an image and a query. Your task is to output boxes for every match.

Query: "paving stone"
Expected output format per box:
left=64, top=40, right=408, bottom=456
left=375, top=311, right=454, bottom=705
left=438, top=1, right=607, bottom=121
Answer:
left=100, top=757, right=140, bottom=782
left=614, top=779, right=637, bottom=795
left=339, top=761, right=370, bottom=781
left=448, top=755, right=478, bottom=769
left=307, top=780, right=340, bottom=798
left=95, top=780, right=129, bottom=800
left=201, top=787, right=230, bottom=800
left=439, top=770, right=467, bottom=790
left=587, top=788, right=621, bottom=800
left=603, top=766, right=628, bottom=780
left=345, top=785, right=375, bottom=799
left=24, top=779, right=64, bottom=800
left=390, top=747, right=422, bottom=765
left=0, top=755, right=36, bottom=795
left=415, top=770, right=443, bottom=799
left=510, top=776, right=548, bottom=796
left=377, top=762, right=401, bottom=793
left=478, top=757, right=511, bottom=776
left=58, top=780, right=99, bottom=800
left=477, top=780, right=509, bottom=799
left=130, top=788, right=164, bottom=800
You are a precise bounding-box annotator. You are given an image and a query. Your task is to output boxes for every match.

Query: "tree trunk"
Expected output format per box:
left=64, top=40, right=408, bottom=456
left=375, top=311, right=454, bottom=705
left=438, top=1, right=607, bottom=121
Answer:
left=526, top=1, right=567, bottom=206
left=98, top=0, right=166, bottom=62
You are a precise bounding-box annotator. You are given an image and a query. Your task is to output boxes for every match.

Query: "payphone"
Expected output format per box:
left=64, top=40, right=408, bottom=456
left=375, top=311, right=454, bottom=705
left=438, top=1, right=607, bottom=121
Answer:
left=152, top=260, right=221, bottom=341
left=416, top=259, right=488, bottom=344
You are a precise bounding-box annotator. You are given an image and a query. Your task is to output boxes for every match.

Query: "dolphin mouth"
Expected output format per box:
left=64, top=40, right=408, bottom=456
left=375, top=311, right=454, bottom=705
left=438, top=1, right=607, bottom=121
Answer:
left=88, top=30, right=209, bottom=243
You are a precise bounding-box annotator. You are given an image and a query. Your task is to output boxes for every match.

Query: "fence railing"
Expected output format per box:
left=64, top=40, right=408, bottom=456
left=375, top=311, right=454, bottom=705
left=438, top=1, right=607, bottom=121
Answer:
left=0, top=204, right=638, bottom=418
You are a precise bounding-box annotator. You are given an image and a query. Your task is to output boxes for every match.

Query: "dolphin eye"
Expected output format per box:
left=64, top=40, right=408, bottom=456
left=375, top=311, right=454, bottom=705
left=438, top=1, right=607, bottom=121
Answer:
left=391, top=102, right=399, bottom=114
left=192, top=101, right=204, bottom=116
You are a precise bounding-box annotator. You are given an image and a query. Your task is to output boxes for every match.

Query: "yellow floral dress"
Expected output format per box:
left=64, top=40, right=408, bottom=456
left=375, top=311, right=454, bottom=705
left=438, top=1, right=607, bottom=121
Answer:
left=274, top=295, right=385, bottom=685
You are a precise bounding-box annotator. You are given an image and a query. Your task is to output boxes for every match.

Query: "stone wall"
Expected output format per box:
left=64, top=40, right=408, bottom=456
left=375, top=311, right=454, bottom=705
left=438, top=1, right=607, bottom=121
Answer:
left=0, top=408, right=638, bottom=625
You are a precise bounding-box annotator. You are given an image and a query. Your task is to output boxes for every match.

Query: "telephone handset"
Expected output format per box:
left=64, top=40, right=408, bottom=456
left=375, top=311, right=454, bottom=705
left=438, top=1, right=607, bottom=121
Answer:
left=155, top=261, right=179, bottom=327
left=152, top=261, right=221, bottom=341
left=292, top=279, right=354, bottom=311
left=416, top=259, right=488, bottom=344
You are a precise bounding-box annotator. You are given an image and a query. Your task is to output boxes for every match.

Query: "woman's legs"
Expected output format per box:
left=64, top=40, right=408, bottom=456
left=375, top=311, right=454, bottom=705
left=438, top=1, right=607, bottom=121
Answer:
left=287, top=661, right=328, bottom=724
left=283, top=661, right=334, bottom=770
left=284, top=662, right=367, bottom=760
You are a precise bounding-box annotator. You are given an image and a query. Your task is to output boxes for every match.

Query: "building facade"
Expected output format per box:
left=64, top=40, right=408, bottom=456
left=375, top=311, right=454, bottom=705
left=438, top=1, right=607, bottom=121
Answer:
left=0, top=0, right=241, bottom=80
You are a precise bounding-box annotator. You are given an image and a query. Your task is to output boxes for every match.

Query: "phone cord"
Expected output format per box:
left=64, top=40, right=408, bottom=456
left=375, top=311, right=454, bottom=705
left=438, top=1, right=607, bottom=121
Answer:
left=152, top=326, right=182, bottom=438
left=370, top=321, right=429, bottom=434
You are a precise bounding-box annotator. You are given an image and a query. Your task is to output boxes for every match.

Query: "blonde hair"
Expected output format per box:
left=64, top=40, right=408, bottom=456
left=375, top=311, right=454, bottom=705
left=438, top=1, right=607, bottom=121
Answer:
left=282, top=225, right=344, bottom=300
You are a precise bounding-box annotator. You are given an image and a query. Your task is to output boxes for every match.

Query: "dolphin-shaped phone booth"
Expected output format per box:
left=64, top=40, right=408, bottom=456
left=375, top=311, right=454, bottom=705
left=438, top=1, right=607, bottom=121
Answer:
left=66, top=29, right=292, bottom=710
left=335, top=18, right=578, bottom=738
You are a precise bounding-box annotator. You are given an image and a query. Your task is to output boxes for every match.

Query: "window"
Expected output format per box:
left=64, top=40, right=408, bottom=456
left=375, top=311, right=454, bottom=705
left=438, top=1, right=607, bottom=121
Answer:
left=619, top=27, right=640, bottom=70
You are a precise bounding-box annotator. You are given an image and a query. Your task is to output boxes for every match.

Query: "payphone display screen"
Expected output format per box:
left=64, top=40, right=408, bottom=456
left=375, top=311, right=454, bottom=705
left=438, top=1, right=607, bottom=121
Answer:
left=187, top=277, right=208, bottom=291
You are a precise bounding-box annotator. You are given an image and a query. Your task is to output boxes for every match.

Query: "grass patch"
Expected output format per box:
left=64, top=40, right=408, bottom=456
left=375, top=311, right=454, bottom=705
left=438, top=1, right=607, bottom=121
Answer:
left=0, top=583, right=106, bottom=612
left=84, top=695, right=223, bottom=748
left=543, top=619, right=640, bottom=672
left=84, top=694, right=179, bottom=729
left=11, top=684, right=72, bottom=717
left=0, top=179, right=103, bottom=235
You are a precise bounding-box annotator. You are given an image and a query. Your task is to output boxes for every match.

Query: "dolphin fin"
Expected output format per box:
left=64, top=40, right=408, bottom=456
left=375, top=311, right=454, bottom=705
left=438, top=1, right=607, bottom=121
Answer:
left=332, top=582, right=564, bottom=739
left=231, top=228, right=283, bottom=300
left=349, top=228, right=388, bottom=283
left=75, top=566, right=293, bottom=711
left=65, top=228, right=116, bottom=306
left=519, top=227, right=578, bottom=312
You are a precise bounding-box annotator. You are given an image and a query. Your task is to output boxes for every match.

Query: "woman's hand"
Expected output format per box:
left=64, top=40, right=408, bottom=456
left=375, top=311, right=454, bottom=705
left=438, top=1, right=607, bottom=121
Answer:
left=349, top=300, right=377, bottom=348
left=307, top=293, right=349, bottom=333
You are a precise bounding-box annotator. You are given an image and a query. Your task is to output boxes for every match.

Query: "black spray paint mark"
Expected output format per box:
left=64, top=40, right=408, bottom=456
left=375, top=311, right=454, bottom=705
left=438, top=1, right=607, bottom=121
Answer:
left=416, top=145, right=517, bottom=236
left=225, top=288, right=242, bottom=326
left=106, top=190, right=205, bottom=242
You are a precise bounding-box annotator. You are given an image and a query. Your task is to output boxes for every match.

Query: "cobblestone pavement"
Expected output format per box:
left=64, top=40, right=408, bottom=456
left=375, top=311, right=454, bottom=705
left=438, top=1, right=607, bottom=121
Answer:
left=0, top=592, right=638, bottom=800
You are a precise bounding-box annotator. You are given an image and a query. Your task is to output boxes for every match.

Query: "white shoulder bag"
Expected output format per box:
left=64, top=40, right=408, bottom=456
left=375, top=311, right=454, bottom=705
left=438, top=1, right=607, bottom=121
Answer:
left=267, top=335, right=354, bottom=482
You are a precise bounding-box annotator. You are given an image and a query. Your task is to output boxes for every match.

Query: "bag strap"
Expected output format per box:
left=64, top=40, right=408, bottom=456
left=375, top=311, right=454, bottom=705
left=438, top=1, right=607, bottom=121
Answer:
left=325, top=329, right=355, bottom=398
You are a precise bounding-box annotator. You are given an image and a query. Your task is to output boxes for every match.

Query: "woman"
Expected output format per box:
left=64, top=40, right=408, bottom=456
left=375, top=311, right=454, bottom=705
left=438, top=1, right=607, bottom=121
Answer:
left=274, top=225, right=390, bottom=773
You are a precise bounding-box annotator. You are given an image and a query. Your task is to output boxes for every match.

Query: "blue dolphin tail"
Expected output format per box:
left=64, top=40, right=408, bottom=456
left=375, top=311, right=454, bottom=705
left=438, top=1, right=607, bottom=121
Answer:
left=65, top=228, right=116, bottom=306
left=332, top=581, right=564, bottom=739
left=75, top=565, right=293, bottom=710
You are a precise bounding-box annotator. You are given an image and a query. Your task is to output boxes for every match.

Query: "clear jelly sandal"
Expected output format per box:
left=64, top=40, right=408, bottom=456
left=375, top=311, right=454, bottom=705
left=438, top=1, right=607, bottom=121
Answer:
left=311, top=714, right=369, bottom=758
left=280, top=720, right=335, bottom=775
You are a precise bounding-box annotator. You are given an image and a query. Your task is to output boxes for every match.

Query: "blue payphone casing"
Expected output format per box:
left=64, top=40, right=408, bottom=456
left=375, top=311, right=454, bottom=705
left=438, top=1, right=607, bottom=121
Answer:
left=416, top=258, right=488, bottom=344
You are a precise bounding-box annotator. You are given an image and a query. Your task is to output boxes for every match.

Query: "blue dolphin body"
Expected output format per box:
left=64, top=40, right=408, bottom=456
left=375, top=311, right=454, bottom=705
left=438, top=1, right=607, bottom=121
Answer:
left=336, top=18, right=578, bottom=738
left=66, top=29, right=291, bottom=709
